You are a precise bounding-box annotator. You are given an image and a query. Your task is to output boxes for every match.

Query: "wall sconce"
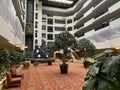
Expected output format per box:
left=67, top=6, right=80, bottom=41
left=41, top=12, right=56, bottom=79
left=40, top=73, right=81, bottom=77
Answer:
left=15, top=44, right=21, bottom=48
left=21, top=45, right=28, bottom=50
left=115, top=47, right=120, bottom=49
left=15, top=44, right=28, bottom=50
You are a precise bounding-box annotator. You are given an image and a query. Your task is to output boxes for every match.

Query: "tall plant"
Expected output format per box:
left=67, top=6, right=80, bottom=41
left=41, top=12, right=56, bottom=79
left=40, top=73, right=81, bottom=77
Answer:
left=54, top=31, right=77, bottom=61
left=83, top=50, right=120, bottom=90
left=77, top=38, right=96, bottom=59
left=54, top=31, right=77, bottom=74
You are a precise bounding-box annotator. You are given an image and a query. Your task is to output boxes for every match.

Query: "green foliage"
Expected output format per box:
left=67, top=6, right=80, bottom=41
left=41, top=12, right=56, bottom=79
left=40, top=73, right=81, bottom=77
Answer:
left=83, top=50, right=120, bottom=90
left=0, top=48, right=11, bottom=68
left=0, top=48, right=25, bottom=80
left=0, top=48, right=11, bottom=80
left=9, top=51, right=25, bottom=67
left=33, top=62, right=39, bottom=66
left=54, top=31, right=77, bottom=59
left=42, top=42, right=55, bottom=57
left=23, top=61, right=30, bottom=69
left=77, top=38, right=96, bottom=58
left=0, top=48, right=10, bottom=63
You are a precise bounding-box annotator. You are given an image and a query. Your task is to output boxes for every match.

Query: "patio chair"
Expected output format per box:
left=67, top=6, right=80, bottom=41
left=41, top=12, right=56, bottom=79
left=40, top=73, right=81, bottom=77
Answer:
left=6, top=72, right=21, bottom=87
left=10, top=67, right=24, bottom=79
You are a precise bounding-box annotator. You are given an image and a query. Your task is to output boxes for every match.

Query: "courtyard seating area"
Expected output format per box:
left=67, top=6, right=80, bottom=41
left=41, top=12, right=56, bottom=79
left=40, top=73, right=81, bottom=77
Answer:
left=3, top=61, right=87, bottom=90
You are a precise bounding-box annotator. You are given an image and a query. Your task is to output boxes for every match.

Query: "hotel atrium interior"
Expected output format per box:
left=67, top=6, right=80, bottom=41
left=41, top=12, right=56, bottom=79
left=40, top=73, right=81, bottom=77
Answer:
left=0, top=0, right=120, bottom=89
left=0, top=0, right=120, bottom=53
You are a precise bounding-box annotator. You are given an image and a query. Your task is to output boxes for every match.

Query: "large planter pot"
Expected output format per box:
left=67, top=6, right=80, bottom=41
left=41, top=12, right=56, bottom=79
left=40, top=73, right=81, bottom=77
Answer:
left=60, top=63, right=68, bottom=74
left=48, top=61, right=52, bottom=65
left=83, top=61, right=90, bottom=68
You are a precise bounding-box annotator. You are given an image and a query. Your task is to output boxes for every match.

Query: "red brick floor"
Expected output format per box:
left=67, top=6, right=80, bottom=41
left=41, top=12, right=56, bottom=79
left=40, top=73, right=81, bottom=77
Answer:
left=4, top=61, right=87, bottom=90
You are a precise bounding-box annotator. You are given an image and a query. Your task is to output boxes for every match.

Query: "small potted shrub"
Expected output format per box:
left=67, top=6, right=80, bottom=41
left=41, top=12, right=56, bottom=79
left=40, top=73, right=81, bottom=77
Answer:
left=33, top=62, right=39, bottom=66
left=23, top=62, right=29, bottom=69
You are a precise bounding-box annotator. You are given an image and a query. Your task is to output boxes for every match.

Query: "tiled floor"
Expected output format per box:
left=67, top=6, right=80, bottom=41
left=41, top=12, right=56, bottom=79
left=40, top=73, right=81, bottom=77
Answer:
left=4, top=61, right=87, bottom=90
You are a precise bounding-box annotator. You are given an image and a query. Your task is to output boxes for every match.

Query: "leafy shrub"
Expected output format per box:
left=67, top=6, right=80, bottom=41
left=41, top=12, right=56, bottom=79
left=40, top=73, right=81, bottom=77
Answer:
left=23, top=62, right=30, bottom=69
left=83, top=50, right=120, bottom=90
left=33, top=62, right=39, bottom=66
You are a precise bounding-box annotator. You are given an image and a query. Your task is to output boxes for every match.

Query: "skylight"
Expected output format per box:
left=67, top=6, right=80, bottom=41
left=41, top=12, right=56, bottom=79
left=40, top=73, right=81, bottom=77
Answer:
left=48, top=0, right=73, bottom=5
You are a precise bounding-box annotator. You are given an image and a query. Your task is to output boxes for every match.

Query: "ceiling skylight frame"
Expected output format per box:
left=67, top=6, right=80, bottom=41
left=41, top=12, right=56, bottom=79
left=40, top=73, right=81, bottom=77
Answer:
left=48, top=0, right=73, bottom=5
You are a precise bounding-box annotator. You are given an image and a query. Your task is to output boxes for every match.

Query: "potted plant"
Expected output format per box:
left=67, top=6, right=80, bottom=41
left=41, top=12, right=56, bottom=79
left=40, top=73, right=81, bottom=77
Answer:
left=0, top=48, right=11, bottom=80
left=23, top=61, right=30, bottom=69
left=83, top=50, right=120, bottom=90
left=77, top=38, right=96, bottom=68
left=54, top=31, right=77, bottom=74
left=33, top=61, right=39, bottom=66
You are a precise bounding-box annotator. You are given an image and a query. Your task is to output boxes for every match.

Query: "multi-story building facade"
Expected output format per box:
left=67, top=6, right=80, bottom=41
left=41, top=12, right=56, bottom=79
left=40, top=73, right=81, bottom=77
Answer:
left=26, top=0, right=120, bottom=54
left=0, top=0, right=119, bottom=56
left=26, top=0, right=120, bottom=57
left=0, top=0, right=26, bottom=51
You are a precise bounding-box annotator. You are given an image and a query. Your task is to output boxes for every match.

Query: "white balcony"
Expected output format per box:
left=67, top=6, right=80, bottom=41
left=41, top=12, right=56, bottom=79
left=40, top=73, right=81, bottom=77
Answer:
left=54, top=23, right=65, bottom=27
left=84, top=18, right=94, bottom=27
left=83, top=0, right=92, bottom=8
left=84, top=7, right=94, bottom=17
left=109, top=1, right=120, bottom=13
left=110, top=18, right=120, bottom=28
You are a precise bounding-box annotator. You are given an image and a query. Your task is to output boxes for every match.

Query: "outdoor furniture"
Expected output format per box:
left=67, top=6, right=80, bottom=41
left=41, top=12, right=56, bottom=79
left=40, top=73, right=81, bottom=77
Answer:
left=10, top=67, right=24, bottom=78
left=6, top=72, right=21, bottom=87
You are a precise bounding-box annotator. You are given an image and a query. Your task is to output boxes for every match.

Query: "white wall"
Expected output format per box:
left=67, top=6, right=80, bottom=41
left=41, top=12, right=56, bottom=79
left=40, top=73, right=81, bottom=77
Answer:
left=0, top=0, right=25, bottom=47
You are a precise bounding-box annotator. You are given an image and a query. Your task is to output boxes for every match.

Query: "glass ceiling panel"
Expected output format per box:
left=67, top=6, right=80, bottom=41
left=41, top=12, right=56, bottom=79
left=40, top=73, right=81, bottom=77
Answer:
left=48, top=0, right=73, bottom=4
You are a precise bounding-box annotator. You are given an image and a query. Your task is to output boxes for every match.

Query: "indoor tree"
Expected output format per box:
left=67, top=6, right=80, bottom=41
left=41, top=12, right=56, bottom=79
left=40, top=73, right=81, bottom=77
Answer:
left=77, top=38, right=96, bottom=68
left=45, top=42, right=56, bottom=57
left=54, top=31, right=77, bottom=74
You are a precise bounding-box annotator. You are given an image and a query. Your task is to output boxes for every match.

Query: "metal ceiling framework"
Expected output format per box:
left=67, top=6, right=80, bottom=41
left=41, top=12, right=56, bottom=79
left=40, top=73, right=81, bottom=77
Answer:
left=40, top=0, right=78, bottom=9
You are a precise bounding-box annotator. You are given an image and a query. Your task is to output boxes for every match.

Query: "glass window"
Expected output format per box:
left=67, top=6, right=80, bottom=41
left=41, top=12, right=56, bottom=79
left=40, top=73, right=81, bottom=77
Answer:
left=42, top=18, right=46, bottom=22
left=42, top=25, right=46, bottom=30
left=36, top=4, right=38, bottom=10
left=47, top=34, right=53, bottom=40
left=35, top=21, right=38, bottom=28
left=47, top=19, right=53, bottom=24
left=35, top=39, right=38, bottom=44
left=42, top=33, right=46, bottom=38
left=35, top=13, right=38, bottom=19
left=35, top=30, right=38, bottom=37
left=47, top=26, right=53, bottom=32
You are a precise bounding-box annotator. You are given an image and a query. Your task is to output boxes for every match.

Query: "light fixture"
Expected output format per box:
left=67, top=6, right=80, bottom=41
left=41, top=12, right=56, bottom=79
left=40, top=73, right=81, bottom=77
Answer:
left=15, top=44, right=21, bottom=48
left=21, top=45, right=28, bottom=50
left=48, top=0, right=73, bottom=4
left=115, top=47, right=120, bottom=49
